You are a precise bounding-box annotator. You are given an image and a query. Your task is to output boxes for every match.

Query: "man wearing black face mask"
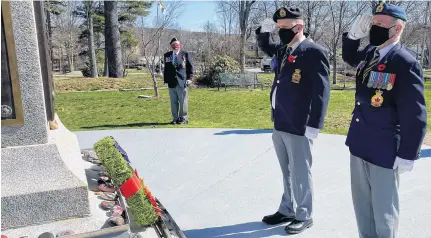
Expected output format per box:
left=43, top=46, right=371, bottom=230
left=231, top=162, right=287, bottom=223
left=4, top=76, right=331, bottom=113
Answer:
left=256, top=7, right=330, bottom=234
left=342, top=2, right=427, bottom=237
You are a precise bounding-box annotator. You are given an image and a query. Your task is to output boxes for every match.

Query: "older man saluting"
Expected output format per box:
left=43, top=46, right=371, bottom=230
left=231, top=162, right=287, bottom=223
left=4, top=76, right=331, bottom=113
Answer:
left=342, top=2, right=427, bottom=237
left=256, top=7, right=330, bottom=234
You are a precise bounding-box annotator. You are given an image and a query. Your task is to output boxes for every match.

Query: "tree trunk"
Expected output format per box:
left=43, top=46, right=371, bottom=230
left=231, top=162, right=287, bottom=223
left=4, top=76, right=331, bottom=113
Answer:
left=332, top=46, right=337, bottom=84
left=240, top=29, right=246, bottom=72
left=104, top=49, right=109, bottom=76
left=307, top=2, right=311, bottom=36
left=427, top=2, right=431, bottom=68
left=46, top=6, right=54, bottom=65
left=59, top=46, right=63, bottom=73
left=87, top=3, right=98, bottom=78
left=104, top=1, right=124, bottom=78
left=68, top=54, right=73, bottom=72
left=152, top=73, right=159, bottom=97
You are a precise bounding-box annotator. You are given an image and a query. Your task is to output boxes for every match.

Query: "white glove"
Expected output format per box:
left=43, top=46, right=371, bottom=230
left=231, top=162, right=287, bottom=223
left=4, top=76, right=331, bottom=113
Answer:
left=348, top=14, right=372, bottom=40
left=260, top=18, right=275, bottom=33
left=304, top=126, right=319, bottom=140
left=393, top=157, right=414, bottom=174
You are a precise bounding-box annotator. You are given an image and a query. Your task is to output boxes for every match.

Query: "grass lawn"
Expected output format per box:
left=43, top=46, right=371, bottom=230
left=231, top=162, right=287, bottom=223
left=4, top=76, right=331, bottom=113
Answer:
left=55, top=87, right=431, bottom=135
left=54, top=74, right=164, bottom=92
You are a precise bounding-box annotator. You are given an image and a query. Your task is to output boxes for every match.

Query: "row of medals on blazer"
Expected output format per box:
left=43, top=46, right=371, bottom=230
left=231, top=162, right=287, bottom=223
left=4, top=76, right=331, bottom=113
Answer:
left=168, top=55, right=185, bottom=68
left=358, top=59, right=392, bottom=108
left=283, top=52, right=389, bottom=108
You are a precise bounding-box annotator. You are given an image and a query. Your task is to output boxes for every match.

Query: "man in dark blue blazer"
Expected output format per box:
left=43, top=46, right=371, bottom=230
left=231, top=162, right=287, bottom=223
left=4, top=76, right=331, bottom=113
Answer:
left=256, top=7, right=330, bottom=234
left=164, top=38, right=193, bottom=124
left=342, top=2, right=427, bottom=237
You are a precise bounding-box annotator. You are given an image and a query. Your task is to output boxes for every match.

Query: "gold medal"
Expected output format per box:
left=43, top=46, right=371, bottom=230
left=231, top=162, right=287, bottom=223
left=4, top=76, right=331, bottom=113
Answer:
left=371, top=90, right=384, bottom=107
left=386, top=84, right=393, bottom=91
left=292, top=69, right=301, bottom=83
left=182, top=61, right=185, bottom=68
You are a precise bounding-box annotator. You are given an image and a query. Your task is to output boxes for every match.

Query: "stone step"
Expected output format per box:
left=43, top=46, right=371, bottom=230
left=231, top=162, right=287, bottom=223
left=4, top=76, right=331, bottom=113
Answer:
left=1, top=144, right=90, bottom=230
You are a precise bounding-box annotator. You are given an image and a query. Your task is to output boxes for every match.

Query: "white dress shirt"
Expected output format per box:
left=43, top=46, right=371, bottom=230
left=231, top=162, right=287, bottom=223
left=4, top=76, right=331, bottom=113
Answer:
left=271, top=36, right=319, bottom=139
left=377, top=40, right=399, bottom=62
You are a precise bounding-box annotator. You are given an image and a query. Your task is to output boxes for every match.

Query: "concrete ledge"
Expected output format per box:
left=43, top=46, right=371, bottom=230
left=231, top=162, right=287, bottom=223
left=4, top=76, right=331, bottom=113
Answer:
left=1, top=143, right=90, bottom=230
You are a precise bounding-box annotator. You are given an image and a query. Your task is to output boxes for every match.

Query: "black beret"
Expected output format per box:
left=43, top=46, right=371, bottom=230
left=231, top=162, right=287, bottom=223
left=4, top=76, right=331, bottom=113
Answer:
left=170, top=38, right=179, bottom=44
left=273, top=7, right=303, bottom=22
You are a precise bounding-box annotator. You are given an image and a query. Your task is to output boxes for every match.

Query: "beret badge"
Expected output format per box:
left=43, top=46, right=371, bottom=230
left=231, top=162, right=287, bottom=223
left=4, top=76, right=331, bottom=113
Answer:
left=376, top=2, right=384, bottom=13
left=279, top=8, right=286, bottom=17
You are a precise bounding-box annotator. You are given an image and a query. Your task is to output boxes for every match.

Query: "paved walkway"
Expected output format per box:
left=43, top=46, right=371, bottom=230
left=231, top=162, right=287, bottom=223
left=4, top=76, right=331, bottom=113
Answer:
left=76, top=129, right=431, bottom=238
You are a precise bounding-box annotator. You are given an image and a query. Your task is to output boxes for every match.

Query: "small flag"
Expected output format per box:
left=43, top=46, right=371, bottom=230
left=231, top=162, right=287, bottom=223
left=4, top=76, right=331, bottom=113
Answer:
left=159, top=1, right=165, bottom=14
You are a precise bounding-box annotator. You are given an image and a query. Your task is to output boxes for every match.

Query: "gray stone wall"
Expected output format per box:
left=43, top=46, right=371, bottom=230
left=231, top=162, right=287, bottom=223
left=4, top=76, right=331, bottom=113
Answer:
left=1, top=0, right=48, bottom=147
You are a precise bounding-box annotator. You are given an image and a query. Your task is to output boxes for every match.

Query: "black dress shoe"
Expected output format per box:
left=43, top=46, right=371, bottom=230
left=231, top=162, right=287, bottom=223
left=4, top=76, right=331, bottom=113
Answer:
left=177, top=118, right=188, bottom=124
left=285, top=219, right=313, bottom=234
left=170, top=120, right=178, bottom=125
left=262, top=212, right=295, bottom=225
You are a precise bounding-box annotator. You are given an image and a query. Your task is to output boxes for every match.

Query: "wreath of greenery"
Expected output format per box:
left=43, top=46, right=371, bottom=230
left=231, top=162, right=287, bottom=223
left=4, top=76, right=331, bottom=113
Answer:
left=94, top=137, right=159, bottom=226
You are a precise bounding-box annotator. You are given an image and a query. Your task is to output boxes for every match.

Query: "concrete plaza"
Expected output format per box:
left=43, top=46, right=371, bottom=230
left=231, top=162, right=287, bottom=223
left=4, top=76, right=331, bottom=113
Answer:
left=76, top=128, right=431, bottom=238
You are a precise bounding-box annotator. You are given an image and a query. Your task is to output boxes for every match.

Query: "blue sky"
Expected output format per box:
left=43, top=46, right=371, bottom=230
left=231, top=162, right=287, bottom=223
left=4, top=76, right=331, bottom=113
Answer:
left=145, top=1, right=219, bottom=32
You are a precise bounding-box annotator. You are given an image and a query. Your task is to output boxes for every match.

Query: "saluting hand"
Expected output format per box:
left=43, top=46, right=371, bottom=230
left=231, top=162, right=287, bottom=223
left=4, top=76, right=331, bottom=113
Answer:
left=348, top=14, right=372, bottom=40
left=260, top=18, right=275, bottom=33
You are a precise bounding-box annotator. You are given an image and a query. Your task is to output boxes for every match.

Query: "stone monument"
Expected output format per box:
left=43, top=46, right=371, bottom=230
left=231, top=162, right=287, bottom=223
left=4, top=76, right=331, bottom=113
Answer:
left=1, top=1, right=90, bottom=230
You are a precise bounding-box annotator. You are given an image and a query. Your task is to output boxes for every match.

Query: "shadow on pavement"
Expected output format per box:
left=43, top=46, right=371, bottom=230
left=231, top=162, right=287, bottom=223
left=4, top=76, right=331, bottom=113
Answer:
left=420, top=149, right=431, bottom=158
left=185, top=221, right=289, bottom=238
left=81, top=122, right=171, bottom=129
left=214, top=130, right=272, bottom=135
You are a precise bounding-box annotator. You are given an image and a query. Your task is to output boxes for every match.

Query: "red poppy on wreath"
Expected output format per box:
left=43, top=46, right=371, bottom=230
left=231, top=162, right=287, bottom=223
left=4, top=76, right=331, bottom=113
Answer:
left=288, top=55, right=297, bottom=63
left=377, top=64, right=386, bottom=71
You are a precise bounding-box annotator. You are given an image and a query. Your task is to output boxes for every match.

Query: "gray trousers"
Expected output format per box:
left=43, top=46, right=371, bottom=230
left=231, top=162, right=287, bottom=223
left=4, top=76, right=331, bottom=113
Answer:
left=350, top=154, right=400, bottom=238
left=169, top=85, right=188, bottom=121
left=272, top=129, right=313, bottom=221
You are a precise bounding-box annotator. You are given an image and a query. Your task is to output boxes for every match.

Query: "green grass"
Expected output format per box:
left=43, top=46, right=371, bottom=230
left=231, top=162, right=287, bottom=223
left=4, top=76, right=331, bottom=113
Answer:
left=54, top=74, right=163, bottom=92
left=54, top=87, right=431, bottom=135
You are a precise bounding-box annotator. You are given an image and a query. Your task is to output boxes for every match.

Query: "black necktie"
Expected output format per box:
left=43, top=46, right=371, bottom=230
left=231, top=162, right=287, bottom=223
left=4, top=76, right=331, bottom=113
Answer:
left=280, top=46, right=292, bottom=71
left=362, top=49, right=380, bottom=83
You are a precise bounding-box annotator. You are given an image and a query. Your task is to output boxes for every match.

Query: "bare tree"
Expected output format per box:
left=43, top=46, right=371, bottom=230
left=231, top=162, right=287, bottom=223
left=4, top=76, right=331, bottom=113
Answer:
left=427, top=2, right=431, bottom=68
left=238, top=0, right=257, bottom=72
left=220, top=1, right=256, bottom=71
left=53, top=1, right=81, bottom=72
left=216, top=1, right=237, bottom=37
left=45, top=0, right=65, bottom=65
left=74, top=1, right=99, bottom=77
left=299, top=1, right=329, bottom=42
left=139, top=1, right=184, bottom=97
left=323, top=1, right=367, bottom=84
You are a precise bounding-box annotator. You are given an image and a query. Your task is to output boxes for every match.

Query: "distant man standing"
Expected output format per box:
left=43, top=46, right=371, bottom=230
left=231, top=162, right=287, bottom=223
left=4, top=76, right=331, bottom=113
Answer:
left=342, top=2, right=427, bottom=237
left=256, top=7, right=330, bottom=234
left=164, top=38, right=193, bottom=124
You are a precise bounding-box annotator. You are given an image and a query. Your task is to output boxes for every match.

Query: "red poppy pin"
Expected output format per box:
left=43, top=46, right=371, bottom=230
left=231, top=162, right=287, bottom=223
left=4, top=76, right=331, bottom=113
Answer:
left=288, top=55, right=297, bottom=63
left=377, top=64, right=386, bottom=71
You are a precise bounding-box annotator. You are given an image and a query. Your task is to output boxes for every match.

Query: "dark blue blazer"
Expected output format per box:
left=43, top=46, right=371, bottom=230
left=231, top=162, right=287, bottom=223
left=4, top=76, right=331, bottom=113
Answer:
left=342, top=32, right=427, bottom=169
left=163, top=50, right=193, bottom=88
left=257, top=31, right=330, bottom=136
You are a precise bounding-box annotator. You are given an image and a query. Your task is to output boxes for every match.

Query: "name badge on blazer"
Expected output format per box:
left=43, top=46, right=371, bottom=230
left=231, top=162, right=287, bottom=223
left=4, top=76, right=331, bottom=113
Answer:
left=165, top=57, right=171, bottom=63
left=367, top=71, right=396, bottom=91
